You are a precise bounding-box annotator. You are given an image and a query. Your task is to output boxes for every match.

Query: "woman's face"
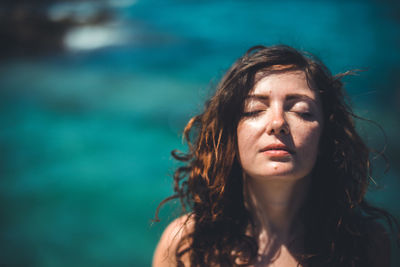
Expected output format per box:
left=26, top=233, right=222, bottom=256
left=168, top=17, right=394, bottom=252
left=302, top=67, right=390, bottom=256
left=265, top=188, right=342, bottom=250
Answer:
left=237, top=70, right=323, bottom=181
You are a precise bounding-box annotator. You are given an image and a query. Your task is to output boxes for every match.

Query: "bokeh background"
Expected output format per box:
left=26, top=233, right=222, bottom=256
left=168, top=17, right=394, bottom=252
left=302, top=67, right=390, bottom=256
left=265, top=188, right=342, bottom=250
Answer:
left=1, top=0, right=399, bottom=266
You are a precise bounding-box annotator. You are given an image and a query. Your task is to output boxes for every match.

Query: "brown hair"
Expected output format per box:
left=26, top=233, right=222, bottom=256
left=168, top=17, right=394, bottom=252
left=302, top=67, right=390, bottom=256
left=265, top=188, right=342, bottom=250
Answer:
left=155, top=45, right=399, bottom=266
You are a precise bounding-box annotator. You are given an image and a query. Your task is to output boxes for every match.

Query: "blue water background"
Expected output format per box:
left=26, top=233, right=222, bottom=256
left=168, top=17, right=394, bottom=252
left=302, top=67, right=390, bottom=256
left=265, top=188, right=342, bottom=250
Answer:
left=1, top=0, right=399, bottom=266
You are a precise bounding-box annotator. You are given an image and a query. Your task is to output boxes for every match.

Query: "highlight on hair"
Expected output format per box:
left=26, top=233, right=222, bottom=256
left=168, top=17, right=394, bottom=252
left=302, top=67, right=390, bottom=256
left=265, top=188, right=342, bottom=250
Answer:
left=154, top=45, right=399, bottom=266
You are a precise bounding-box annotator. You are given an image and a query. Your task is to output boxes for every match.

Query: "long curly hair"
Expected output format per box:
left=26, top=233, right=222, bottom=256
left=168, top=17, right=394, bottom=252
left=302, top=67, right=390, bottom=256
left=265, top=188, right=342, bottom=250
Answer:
left=155, top=45, right=399, bottom=266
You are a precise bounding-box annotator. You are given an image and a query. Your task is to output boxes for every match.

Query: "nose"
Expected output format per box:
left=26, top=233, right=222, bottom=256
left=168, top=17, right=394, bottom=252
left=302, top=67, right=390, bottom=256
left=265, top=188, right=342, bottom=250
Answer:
left=266, top=109, right=289, bottom=135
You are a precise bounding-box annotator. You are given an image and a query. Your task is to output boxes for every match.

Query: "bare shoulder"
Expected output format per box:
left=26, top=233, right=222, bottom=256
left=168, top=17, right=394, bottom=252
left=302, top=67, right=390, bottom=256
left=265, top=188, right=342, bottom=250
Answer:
left=152, top=214, right=195, bottom=267
left=366, top=220, right=391, bottom=267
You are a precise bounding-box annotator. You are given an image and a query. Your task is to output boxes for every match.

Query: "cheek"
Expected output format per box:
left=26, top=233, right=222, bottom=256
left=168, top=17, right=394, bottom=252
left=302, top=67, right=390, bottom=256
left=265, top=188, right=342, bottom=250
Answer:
left=236, top=123, right=250, bottom=160
left=236, top=121, right=262, bottom=162
left=295, top=123, right=322, bottom=156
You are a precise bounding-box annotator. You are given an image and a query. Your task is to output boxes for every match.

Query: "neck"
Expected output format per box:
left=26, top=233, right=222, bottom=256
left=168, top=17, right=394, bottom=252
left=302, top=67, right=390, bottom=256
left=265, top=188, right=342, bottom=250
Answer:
left=244, top=175, right=310, bottom=240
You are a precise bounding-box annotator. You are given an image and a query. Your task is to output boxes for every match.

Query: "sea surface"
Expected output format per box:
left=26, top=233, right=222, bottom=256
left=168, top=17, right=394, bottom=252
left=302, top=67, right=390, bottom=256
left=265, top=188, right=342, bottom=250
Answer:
left=0, top=0, right=399, bottom=266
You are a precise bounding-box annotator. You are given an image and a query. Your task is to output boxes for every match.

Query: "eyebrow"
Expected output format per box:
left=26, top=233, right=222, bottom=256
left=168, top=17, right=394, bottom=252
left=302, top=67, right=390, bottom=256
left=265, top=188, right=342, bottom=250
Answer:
left=286, top=94, right=317, bottom=104
left=246, top=94, right=269, bottom=101
left=246, top=93, right=317, bottom=104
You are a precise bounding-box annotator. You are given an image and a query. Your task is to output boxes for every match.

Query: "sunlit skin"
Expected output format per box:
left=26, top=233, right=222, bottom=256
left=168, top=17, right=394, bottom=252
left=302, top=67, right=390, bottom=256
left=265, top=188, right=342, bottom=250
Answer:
left=237, top=70, right=324, bottom=182
left=236, top=70, right=324, bottom=266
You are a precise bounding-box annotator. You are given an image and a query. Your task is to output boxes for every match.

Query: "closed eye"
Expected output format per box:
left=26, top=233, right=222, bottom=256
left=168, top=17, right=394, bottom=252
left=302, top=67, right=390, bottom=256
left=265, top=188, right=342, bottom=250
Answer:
left=288, top=110, right=314, bottom=121
left=287, top=101, right=314, bottom=119
left=242, top=110, right=263, bottom=117
left=298, top=111, right=312, bottom=118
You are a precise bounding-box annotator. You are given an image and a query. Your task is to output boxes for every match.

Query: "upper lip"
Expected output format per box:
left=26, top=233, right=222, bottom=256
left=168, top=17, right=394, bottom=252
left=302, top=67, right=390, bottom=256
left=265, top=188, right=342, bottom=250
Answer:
left=260, top=144, right=294, bottom=154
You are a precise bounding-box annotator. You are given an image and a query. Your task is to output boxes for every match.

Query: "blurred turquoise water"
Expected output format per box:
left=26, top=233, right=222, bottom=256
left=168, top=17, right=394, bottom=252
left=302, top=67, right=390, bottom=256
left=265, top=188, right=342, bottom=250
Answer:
left=1, top=0, right=399, bottom=266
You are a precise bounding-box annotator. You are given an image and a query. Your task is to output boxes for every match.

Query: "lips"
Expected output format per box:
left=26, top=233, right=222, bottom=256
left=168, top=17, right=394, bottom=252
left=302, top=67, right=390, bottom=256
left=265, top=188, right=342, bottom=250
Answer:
left=260, top=144, right=294, bottom=155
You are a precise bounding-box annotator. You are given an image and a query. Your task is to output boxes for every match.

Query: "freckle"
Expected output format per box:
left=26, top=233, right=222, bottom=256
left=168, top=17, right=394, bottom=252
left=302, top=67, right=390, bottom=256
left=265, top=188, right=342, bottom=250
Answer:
left=274, top=166, right=278, bottom=170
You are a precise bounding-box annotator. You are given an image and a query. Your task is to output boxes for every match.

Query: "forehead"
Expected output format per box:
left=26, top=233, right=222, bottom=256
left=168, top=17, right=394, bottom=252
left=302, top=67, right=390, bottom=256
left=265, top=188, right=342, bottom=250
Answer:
left=250, top=70, right=317, bottom=99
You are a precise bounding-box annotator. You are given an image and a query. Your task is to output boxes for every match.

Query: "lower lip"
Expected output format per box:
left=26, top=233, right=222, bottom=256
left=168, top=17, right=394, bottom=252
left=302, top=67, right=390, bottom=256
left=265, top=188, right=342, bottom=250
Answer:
left=263, top=150, right=291, bottom=157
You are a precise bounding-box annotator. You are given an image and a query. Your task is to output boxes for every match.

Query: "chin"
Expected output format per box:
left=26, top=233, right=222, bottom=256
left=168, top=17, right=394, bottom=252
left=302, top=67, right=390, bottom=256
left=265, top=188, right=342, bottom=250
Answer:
left=249, top=166, right=309, bottom=181
left=255, top=173, right=305, bottom=181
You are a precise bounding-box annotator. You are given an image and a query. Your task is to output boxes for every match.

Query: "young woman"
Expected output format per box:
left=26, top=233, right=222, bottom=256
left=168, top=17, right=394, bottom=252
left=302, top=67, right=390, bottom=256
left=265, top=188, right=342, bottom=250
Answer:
left=153, top=45, right=398, bottom=267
